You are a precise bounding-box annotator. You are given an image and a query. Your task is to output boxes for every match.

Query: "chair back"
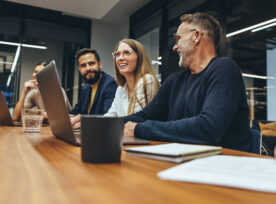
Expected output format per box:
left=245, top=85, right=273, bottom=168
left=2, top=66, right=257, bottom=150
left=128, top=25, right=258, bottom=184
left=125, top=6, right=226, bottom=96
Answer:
left=250, top=129, right=262, bottom=154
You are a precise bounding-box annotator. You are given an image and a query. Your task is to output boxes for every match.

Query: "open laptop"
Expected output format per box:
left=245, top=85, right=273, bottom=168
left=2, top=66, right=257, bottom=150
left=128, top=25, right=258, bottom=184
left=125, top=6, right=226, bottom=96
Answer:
left=0, top=92, right=21, bottom=126
left=36, top=60, right=150, bottom=146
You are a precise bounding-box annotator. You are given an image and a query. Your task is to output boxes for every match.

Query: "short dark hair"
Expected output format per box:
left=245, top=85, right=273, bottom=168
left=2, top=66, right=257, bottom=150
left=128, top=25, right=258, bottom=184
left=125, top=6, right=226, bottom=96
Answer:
left=35, top=61, right=49, bottom=67
left=75, top=48, right=101, bottom=65
left=180, top=12, right=221, bottom=49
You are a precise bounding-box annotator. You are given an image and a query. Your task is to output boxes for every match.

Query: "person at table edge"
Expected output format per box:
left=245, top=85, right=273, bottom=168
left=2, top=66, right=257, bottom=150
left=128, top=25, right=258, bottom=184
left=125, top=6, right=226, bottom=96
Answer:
left=70, top=48, right=117, bottom=116
left=123, top=12, right=251, bottom=152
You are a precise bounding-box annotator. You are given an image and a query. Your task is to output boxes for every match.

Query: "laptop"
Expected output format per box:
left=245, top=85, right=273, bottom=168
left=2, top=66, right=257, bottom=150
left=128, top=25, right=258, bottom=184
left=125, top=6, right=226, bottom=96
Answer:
left=0, top=92, right=22, bottom=126
left=36, top=60, right=150, bottom=146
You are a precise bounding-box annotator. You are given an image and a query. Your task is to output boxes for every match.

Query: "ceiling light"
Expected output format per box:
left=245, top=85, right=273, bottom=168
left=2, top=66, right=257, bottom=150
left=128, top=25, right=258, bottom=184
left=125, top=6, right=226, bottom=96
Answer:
left=0, top=41, right=47, bottom=50
left=0, top=41, right=20, bottom=46
left=152, top=60, right=162, bottom=65
left=226, top=18, right=276, bottom=37
left=242, top=73, right=275, bottom=80
left=22, top=44, right=47, bottom=49
left=11, top=46, right=21, bottom=73
left=251, top=22, right=276, bottom=32
left=6, top=46, right=21, bottom=86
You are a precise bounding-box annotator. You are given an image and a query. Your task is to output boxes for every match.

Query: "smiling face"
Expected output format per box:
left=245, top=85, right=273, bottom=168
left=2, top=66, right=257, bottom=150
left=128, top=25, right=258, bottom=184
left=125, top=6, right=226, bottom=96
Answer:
left=173, top=22, right=195, bottom=68
left=78, top=53, right=102, bottom=84
left=115, top=43, right=138, bottom=78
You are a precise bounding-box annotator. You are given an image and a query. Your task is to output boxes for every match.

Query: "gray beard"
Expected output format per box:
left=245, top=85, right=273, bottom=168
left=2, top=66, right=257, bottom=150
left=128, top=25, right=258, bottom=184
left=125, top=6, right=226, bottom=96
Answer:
left=178, top=40, right=194, bottom=68
left=179, top=53, right=192, bottom=68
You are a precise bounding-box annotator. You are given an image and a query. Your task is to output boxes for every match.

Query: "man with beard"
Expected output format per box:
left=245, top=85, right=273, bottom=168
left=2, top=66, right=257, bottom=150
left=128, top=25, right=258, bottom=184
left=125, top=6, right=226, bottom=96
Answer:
left=70, top=48, right=117, bottom=128
left=123, top=12, right=251, bottom=152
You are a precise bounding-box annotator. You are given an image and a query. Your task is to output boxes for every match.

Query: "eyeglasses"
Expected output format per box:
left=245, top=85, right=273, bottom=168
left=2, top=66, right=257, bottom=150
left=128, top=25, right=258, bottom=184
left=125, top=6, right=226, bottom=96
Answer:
left=173, top=29, right=204, bottom=44
left=112, top=50, right=134, bottom=60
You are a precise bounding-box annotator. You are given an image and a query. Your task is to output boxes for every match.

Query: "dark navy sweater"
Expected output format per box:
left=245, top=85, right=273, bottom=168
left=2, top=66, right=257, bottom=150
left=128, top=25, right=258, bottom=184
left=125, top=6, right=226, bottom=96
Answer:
left=124, top=57, right=251, bottom=152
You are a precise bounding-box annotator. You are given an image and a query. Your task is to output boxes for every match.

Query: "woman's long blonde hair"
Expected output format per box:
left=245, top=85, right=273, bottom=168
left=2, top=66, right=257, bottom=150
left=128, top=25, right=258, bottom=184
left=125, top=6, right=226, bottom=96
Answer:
left=113, top=39, right=160, bottom=115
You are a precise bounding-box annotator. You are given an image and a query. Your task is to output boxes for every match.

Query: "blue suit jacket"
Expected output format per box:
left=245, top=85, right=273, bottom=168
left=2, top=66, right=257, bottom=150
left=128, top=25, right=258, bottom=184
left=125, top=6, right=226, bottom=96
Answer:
left=70, top=72, right=117, bottom=115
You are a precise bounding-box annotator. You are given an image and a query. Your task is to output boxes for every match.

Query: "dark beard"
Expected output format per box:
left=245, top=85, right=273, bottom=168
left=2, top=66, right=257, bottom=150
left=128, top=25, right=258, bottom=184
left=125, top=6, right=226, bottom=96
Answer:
left=82, top=70, right=101, bottom=84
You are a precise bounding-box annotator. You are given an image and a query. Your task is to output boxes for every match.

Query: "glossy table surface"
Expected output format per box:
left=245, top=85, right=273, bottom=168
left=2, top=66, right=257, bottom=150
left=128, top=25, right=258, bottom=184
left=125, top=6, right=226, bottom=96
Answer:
left=0, top=126, right=276, bottom=204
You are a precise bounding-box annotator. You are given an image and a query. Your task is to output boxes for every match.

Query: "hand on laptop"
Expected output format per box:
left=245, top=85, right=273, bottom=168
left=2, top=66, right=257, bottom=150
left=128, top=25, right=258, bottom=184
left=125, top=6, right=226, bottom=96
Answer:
left=73, top=121, right=81, bottom=129
left=124, top=121, right=137, bottom=137
left=70, top=114, right=81, bottom=130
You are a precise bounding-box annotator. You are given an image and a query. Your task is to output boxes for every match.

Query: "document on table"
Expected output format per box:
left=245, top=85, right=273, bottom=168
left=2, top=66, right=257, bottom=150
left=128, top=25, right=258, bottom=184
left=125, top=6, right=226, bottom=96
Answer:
left=158, top=155, right=276, bottom=193
left=124, top=143, right=221, bottom=163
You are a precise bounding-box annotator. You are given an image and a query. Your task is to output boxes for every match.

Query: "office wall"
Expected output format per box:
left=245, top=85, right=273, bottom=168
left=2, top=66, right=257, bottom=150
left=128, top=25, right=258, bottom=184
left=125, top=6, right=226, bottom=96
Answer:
left=267, top=48, right=276, bottom=120
left=72, top=62, right=79, bottom=108
left=70, top=20, right=129, bottom=107
left=19, top=41, right=64, bottom=93
left=91, top=20, right=129, bottom=77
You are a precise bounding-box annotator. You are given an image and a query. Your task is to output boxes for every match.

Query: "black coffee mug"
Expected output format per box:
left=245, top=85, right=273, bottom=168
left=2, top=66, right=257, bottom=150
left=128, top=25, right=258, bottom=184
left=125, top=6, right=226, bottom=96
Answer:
left=81, top=115, right=124, bottom=163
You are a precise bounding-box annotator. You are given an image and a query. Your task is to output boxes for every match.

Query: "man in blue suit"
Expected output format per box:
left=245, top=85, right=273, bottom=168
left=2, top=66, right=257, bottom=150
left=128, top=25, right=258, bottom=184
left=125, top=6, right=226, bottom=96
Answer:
left=70, top=48, right=117, bottom=129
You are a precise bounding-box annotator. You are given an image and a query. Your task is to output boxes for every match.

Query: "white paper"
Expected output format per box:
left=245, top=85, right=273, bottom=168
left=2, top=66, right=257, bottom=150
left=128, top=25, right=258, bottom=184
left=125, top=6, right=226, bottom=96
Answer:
left=124, top=143, right=221, bottom=156
left=158, top=155, right=276, bottom=193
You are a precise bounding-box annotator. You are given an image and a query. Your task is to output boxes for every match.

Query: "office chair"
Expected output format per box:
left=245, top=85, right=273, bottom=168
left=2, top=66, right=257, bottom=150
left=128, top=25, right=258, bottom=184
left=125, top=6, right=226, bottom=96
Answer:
left=251, top=120, right=273, bottom=156
left=250, top=129, right=262, bottom=154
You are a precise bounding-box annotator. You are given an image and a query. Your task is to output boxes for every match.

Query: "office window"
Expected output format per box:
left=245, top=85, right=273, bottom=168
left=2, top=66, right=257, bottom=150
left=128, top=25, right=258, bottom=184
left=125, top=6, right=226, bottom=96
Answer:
left=130, top=0, right=276, bottom=122
left=137, top=27, right=161, bottom=80
left=0, top=2, right=90, bottom=107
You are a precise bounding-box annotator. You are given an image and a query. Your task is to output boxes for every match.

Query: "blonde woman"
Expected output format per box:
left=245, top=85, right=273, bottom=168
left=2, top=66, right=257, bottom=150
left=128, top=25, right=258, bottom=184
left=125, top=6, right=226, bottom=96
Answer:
left=105, top=39, right=160, bottom=117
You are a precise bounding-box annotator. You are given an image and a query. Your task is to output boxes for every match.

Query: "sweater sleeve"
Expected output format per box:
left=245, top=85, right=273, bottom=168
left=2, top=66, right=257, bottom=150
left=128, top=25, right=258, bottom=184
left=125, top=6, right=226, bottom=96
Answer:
left=24, top=89, right=36, bottom=109
left=132, top=59, right=246, bottom=145
left=70, top=87, right=85, bottom=114
left=124, top=75, right=170, bottom=123
left=132, top=74, right=159, bottom=113
left=70, top=98, right=82, bottom=114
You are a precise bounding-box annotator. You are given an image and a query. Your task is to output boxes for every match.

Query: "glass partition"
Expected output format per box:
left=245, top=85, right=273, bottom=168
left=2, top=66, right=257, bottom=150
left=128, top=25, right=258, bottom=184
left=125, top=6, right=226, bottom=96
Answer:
left=137, top=27, right=161, bottom=81
left=0, top=13, right=90, bottom=111
left=0, top=44, right=20, bottom=107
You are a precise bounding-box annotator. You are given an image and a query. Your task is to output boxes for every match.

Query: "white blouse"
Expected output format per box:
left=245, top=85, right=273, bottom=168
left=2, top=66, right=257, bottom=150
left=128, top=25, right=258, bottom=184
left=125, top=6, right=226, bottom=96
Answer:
left=104, top=74, right=159, bottom=117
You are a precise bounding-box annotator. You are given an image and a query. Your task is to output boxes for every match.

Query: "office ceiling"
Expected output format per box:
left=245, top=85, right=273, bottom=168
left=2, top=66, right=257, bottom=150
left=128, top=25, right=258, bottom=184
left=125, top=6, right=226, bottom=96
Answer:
left=225, top=0, right=276, bottom=76
left=6, top=0, right=151, bottom=23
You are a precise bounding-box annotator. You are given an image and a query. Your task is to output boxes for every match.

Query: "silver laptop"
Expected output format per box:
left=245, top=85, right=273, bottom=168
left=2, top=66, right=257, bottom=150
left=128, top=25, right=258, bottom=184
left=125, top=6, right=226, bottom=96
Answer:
left=0, top=92, right=22, bottom=126
left=36, top=60, right=150, bottom=146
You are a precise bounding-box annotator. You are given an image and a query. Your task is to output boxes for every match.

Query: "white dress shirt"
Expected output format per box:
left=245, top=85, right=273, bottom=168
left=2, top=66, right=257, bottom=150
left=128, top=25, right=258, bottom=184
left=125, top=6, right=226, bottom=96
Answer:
left=104, top=74, right=159, bottom=117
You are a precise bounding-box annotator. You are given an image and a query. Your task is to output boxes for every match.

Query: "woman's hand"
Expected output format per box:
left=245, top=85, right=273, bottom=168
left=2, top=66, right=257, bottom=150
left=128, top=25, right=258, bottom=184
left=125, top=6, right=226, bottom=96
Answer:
left=23, top=80, right=36, bottom=94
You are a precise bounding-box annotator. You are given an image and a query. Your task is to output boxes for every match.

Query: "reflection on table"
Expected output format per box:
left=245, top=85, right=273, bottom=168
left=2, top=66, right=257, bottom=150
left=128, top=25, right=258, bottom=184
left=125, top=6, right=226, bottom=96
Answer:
left=0, top=126, right=275, bottom=204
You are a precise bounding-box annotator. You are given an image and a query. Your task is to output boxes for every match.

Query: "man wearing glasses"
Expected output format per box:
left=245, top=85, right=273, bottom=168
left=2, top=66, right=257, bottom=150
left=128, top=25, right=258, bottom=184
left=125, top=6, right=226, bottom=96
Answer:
left=70, top=48, right=117, bottom=129
left=124, top=12, right=251, bottom=152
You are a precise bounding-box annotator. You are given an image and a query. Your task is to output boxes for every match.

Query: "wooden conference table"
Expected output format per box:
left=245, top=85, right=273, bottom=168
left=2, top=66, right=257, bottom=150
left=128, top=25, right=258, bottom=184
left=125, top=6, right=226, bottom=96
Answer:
left=0, top=126, right=276, bottom=204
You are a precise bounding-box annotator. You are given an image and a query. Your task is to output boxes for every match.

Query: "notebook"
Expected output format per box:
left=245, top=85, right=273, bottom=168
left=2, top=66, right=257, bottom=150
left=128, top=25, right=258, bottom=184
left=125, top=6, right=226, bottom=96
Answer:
left=36, top=60, right=150, bottom=146
left=0, top=92, right=21, bottom=126
left=125, top=143, right=222, bottom=163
